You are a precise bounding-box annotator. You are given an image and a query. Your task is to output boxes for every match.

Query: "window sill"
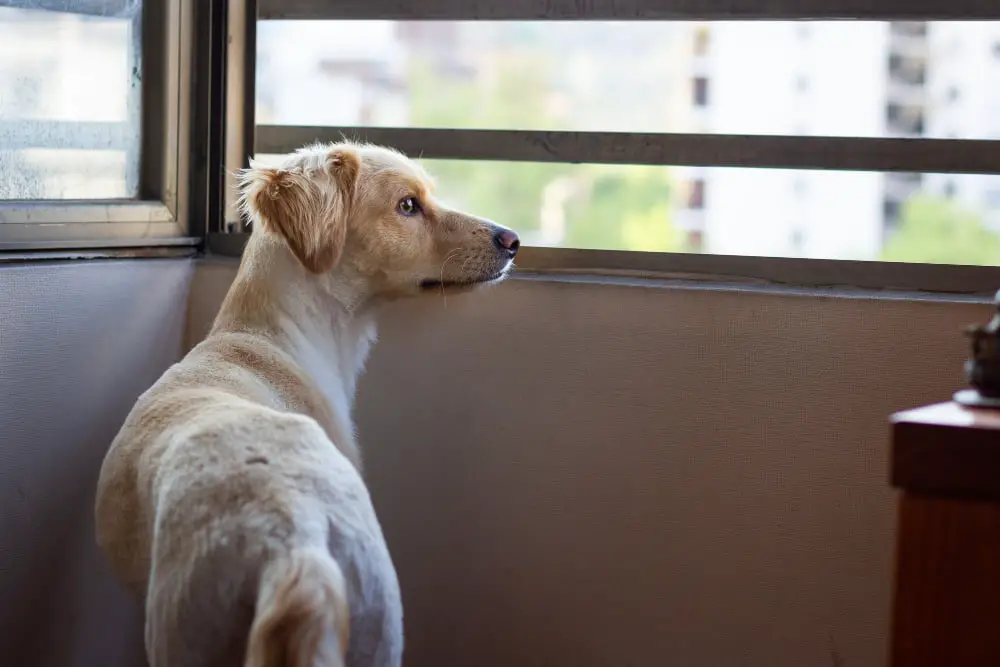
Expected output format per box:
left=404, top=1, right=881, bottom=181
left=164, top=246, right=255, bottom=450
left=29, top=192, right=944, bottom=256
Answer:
left=0, top=238, right=200, bottom=263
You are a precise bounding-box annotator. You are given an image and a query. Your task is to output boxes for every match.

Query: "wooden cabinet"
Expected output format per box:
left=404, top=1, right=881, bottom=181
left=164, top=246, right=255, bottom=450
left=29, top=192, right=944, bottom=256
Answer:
left=890, top=402, right=1000, bottom=667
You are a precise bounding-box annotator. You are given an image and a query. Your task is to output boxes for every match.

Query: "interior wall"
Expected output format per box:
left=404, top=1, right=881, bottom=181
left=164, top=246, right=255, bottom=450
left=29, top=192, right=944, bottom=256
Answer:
left=0, top=259, right=193, bottom=667
left=190, top=259, right=988, bottom=667
left=0, top=256, right=983, bottom=667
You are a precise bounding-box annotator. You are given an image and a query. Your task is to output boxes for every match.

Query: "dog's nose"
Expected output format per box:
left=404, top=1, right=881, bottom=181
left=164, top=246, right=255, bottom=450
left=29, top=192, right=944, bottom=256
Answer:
left=494, top=229, right=520, bottom=257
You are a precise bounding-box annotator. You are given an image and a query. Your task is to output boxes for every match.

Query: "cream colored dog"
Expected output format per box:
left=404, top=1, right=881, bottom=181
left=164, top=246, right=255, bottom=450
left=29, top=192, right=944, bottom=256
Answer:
left=94, top=142, right=519, bottom=667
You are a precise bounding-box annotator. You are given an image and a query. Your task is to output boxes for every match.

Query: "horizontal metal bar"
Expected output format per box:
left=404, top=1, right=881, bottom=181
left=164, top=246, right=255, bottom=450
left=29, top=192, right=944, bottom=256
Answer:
left=206, top=233, right=1000, bottom=295
left=0, top=200, right=174, bottom=225
left=0, top=120, right=133, bottom=152
left=517, top=247, right=1000, bottom=295
left=257, top=126, right=1000, bottom=174
left=260, top=0, right=1000, bottom=20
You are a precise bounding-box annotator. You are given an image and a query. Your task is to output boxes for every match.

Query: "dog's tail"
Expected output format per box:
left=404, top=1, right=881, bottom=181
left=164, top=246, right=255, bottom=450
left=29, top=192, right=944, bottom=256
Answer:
left=244, top=548, right=350, bottom=667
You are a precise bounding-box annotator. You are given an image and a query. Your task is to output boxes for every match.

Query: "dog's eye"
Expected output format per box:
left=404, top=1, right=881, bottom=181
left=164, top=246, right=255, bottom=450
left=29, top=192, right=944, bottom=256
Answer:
left=397, top=197, right=420, bottom=217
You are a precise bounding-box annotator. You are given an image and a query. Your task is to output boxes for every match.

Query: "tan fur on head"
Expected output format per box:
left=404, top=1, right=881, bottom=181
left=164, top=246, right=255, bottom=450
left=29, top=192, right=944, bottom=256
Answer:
left=235, top=141, right=518, bottom=299
left=239, top=148, right=361, bottom=274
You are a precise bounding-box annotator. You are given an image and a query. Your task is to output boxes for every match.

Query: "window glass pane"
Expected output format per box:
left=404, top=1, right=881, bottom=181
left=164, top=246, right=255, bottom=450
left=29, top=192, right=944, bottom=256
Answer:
left=257, top=153, right=1000, bottom=265
left=426, top=161, right=1000, bottom=265
left=257, top=20, right=1000, bottom=139
left=0, top=3, right=142, bottom=201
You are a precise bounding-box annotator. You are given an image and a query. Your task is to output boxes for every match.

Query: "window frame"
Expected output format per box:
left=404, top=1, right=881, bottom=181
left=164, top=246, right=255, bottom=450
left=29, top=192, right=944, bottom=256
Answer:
left=257, top=0, right=1000, bottom=21
left=0, top=0, right=199, bottom=251
left=229, top=0, right=1000, bottom=293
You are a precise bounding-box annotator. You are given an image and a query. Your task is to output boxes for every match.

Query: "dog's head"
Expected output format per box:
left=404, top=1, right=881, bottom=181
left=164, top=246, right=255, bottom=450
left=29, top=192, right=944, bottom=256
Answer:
left=238, top=142, right=519, bottom=299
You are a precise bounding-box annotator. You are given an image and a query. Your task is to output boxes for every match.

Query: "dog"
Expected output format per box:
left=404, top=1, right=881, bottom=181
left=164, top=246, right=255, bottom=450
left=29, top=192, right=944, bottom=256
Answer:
left=94, top=141, right=520, bottom=667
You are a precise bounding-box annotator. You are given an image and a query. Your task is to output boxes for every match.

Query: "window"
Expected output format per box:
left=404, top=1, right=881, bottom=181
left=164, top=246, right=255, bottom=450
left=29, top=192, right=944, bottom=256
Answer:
left=693, top=26, right=710, bottom=56
left=251, top=19, right=1000, bottom=141
left=0, top=4, right=140, bottom=199
left=215, top=1, right=1000, bottom=292
left=883, top=199, right=901, bottom=222
left=893, top=21, right=928, bottom=38
left=0, top=0, right=194, bottom=250
left=692, top=76, right=709, bottom=107
left=886, top=103, right=925, bottom=136
left=689, top=178, right=706, bottom=209
left=685, top=229, right=704, bottom=252
left=790, top=227, right=806, bottom=252
left=251, top=19, right=1000, bottom=139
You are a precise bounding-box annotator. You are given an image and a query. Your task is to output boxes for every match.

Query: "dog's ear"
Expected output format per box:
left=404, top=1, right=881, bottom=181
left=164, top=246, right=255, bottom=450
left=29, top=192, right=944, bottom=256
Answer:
left=239, top=148, right=361, bottom=274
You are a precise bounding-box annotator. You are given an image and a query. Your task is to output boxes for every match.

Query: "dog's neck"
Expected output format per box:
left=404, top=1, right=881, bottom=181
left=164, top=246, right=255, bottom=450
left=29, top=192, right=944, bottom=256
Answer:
left=211, top=233, right=378, bottom=466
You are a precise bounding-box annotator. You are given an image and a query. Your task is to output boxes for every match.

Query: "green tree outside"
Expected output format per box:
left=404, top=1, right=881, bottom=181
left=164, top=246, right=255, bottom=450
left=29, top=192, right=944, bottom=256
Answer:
left=406, top=54, right=682, bottom=253
left=881, top=195, right=1000, bottom=265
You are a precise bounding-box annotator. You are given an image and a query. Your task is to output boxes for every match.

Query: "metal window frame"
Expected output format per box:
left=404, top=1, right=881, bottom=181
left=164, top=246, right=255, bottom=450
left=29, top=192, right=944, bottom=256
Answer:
left=0, top=0, right=199, bottom=251
left=256, top=127, right=1000, bottom=174
left=211, top=0, right=1000, bottom=294
left=221, top=0, right=257, bottom=234
left=259, top=0, right=1000, bottom=20
left=183, top=0, right=257, bottom=240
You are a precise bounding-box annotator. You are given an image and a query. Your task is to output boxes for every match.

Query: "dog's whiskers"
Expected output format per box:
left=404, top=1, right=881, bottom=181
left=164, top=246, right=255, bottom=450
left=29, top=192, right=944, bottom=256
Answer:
left=437, top=249, right=463, bottom=307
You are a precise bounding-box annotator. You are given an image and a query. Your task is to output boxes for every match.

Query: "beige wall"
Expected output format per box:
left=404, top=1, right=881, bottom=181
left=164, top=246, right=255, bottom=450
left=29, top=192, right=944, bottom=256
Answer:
left=0, top=259, right=193, bottom=667
left=190, top=258, right=987, bottom=667
left=0, top=256, right=987, bottom=666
